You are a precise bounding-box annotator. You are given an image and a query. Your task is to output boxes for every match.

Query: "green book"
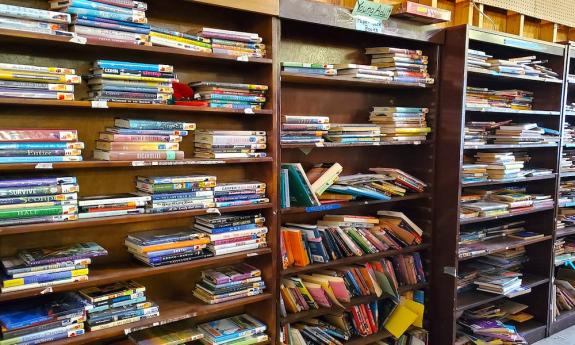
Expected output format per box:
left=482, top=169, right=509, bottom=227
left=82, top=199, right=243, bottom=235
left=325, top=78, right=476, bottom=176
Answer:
left=346, top=228, right=375, bottom=254
left=0, top=205, right=76, bottom=219
left=281, top=61, right=334, bottom=69
left=0, top=184, right=78, bottom=198
left=281, top=163, right=320, bottom=207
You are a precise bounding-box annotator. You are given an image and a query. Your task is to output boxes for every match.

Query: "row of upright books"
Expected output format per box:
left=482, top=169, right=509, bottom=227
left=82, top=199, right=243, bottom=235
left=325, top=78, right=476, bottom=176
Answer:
left=281, top=46, right=434, bottom=86
left=0, top=60, right=269, bottom=109
left=280, top=162, right=426, bottom=208
left=0, top=2, right=266, bottom=58
left=281, top=212, right=424, bottom=268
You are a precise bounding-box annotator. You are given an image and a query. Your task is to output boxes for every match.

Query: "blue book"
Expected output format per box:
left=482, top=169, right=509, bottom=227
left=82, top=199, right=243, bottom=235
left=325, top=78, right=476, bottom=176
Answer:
left=414, top=290, right=425, bottom=304
left=208, top=102, right=258, bottom=110
left=282, top=67, right=333, bottom=75
left=127, top=229, right=204, bottom=246
left=149, top=191, right=213, bottom=201
left=95, top=60, right=172, bottom=73
left=326, top=185, right=391, bottom=200
left=2, top=268, right=87, bottom=287
left=215, top=194, right=263, bottom=202
left=0, top=176, right=75, bottom=188
left=75, top=18, right=150, bottom=34
left=0, top=156, right=83, bottom=163
left=206, top=223, right=258, bottom=234
left=343, top=271, right=361, bottom=296
left=24, top=328, right=85, bottom=345
left=198, top=314, right=266, bottom=344
left=66, top=6, right=142, bottom=23
left=106, top=128, right=188, bottom=136
left=141, top=246, right=200, bottom=258
left=200, top=94, right=265, bottom=102
left=88, top=306, right=159, bottom=325
left=76, top=14, right=150, bottom=29
left=89, top=296, right=147, bottom=313
left=0, top=142, right=83, bottom=150
left=65, top=0, right=140, bottom=15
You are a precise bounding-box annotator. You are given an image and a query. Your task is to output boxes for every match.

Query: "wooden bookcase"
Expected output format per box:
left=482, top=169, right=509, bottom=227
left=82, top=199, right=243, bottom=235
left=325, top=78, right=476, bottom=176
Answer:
left=432, top=25, right=567, bottom=344
left=0, top=0, right=278, bottom=344
left=276, top=0, right=441, bottom=343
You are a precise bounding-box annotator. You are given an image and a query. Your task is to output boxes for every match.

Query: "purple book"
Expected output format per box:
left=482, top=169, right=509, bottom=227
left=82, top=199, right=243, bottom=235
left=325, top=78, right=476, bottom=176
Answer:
left=0, top=177, right=76, bottom=188
left=201, top=263, right=260, bottom=285
left=18, top=242, right=108, bottom=266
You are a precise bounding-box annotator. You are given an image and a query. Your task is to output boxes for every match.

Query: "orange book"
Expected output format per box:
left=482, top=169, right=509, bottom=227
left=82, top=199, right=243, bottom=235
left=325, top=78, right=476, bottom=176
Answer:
left=281, top=230, right=295, bottom=267
left=126, top=237, right=210, bottom=253
left=284, top=228, right=310, bottom=267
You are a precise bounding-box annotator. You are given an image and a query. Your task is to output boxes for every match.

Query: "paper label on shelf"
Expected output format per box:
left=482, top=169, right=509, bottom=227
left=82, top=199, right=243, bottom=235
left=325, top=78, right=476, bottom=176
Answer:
left=305, top=204, right=341, bottom=213
left=244, top=108, right=255, bottom=114
left=69, top=35, right=87, bottom=44
left=315, top=142, right=324, bottom=147
left=236, top=55, right=250, bottom=62
left=207, top=208, right=221, bottom=215
left=354, top=15, right=383, bottom=34
left=131, top=161, right=146, bottom=166
left=351, top=0, right=392, bottom=21
left=40, top=287, right=53, bottom=294
left=91, top=100, right=108, bottom=108
left=247, top=252, right=259, bottom=257
left=35, top=163, right=53, bottom=169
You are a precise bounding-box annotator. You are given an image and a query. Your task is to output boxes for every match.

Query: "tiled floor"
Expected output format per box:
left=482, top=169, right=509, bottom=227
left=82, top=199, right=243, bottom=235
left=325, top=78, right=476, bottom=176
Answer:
left=533, top=327, right=575, bottom=345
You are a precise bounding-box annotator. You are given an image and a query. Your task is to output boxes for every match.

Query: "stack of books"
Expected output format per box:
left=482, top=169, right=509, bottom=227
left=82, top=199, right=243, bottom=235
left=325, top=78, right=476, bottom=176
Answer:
left=333, top=63, right=394, bottom=81
left=95, top=118, right=193, bottom=161
left=467, top=51, right=560, bottom=80
left=125, top=229, right=212, bottom=267
left=281, top=212, right=425, bottom=268
left=135, top=175, right=216, bottom=213
left=149, top=26, right=211, bottom=53
left=325, top=124, right=381, bottom=144
left=0, top=3, right=71, bottom=36
left=0, top=176, right=79, bottom=227
left=554, top=238, right=575, bottom=266
left=192, top=213, right=268, bottom=256
left=0, top=128, right=84, bottom=163
left=193, top=263, right=265, bottom=304
left=466, top=49, right=491, bottom=70
left=466, top=87, right=534, bottom=110
left=281, top=62, right=336, bottom=76
left=196, top=28, right=266, bottom=58
left=565, top=121, right=575, bottom=146
left=128, top=320, right=204, bottom=344
left=190, top=82, right=268, bottom=110
left=490, top=123, right=559, bottom=145
left=555, top=270, right=575, bottom=317
left=464, top=120, right=511, bottom=146
left=52, top=0, right=149, bottom=46
left=79, top=281, right=159, bottom=331
left=86, top=60, right=177, bottom=104
left=474, top=152, right=526, bottom=181
left=78, top=193, right=150, bottom=219
left=280, top=115, right=330, bottom=145
left=0, top=62, right=80, bottom=101
left=457, top=316, right=527, bottom=344
left=197, top=314, right=268, bottom=345
left=370, top=106, right=431, bottom=143
left=562, top=150, right=575, bottom=173
left=461, top=164, right=488, bottom=184
left=458, top=221, right=526, bottom=258
left=365, top=47, right=434, bottom=85
left=474, top=269, right=525, bottom=297
left=0, top=292, right=88, bottom=344
left=1, top=242, right=107, bottom=293
left=560, top=180, right=575, bottom=207
left=193, top=130, right=267, bottom=159
left=213, top=181, right=268, bottom=208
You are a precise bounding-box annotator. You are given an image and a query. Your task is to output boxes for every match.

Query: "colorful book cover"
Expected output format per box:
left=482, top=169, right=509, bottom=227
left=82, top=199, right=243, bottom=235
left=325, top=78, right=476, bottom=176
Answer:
left=18, top=242, right=107, bottom=266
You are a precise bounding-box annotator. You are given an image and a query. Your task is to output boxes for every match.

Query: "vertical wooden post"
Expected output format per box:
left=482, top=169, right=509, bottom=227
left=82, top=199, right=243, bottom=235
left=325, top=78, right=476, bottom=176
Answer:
left=418, top=0, right=438, bottom=7
left=506, top=11, right=525, bottom=36
left=453, top=0, right=474, bottom=26
left=540, top=21, right=559, bottom=42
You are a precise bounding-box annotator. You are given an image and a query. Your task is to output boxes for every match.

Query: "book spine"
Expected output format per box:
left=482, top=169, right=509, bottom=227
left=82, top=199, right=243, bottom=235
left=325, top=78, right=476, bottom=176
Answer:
left=146, top=203, right=214, bottom=213
left=87, top=313, right=159, bottom=331
left=97, top=141, right=179, bottom=151
left=3, top=268, right=87, bottom=288
left=0, top=80, right=74, bottom=92
left=100, top=134, right=179, bottom=142
left=106, top=128, right=186, bottom=135
left=149, top=36, right=211, bottom=53
left=66, top=6, right=146, bottom=23
left=0, top=205, right=77, bottom=219
left=0, top=16, right=67, bottom=31
left=0, top=70, right=80, bottom=84
left=0, top=4, right=71, bottom=24
left=0, top=149, right=80, bottom=157
left=116, top=119, right=194, bottom=130
left=95, top=60, right=172, bottom=73
left=96, top=85, right=173, bottom=93
left=150, top=191, right=213, bottom=200
left=90, top=97, right=166, bottom=104
left=150, top=26, right=209, bottom=43
left=75, top=18, right=150, bottom=34
left=88, top=307, right=159, bottom=326
left=0, top=275, right=88, bottom=292
left=98, top=68, right=174, bottom=79
left=198, top=94, right=265, bottom=102
left=211, top=38, right=264, bottom=49
left=94, top=150, right=184, bottom=161
left=0, top=89, right=74, bottom=100
left=73, top=25, right=148, bottom=40
left=65, top=0, right=141, bottom=15
left=0, top=177, right=76, bottom=188
left=150, top=198, right=214, bottom=208
left=149, top=31, right=212, bottom=48
left=0, top=63, right=74, bottom=75
left=90, top=90, right=170, bottom=100
left=0, top=185, right=79, bottom=197
left=92, top=0, right=147, bottom=10
left=0, top=156, right=82, bottom=163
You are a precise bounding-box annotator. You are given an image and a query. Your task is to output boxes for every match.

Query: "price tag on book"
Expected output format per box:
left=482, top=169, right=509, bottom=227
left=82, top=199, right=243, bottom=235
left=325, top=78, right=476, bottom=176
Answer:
left=236, top=55, right=250, bottom=62
left=40, top=287, right=53, bottom=294
left=91, top=100, right=108, bottom=109
left=69, top=35, right=87, bottom=45
left=244, top=108, right=255, bottom=115
left=207, top=208, right=221, bottom=215
left=35, top=163, right=53, bottom=169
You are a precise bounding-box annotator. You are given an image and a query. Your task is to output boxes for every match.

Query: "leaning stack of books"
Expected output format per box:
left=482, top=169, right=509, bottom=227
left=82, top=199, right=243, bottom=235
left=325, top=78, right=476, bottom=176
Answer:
left=486, top=55, right=560, bottom=80
left=78, top=193, right=150, bottom=219
left=280, top=62, right=336, bottom=76
left=370, top=106, right=431, bottom=143
left=474, top=152, right=526, bottom=181
left=52, top=0, right=150, bottom=45
left=125, top=228, right=212, bottom=267
left=86, top=60, right=177, bottom=104
left=467, top=49, right=491, bottom=71
left=466, top=87, right=534, bottom=110
left=365, top=46, right=434, bottom=85
left=197, top=314, right=268, bottom=345
left=0, top=292, right=89, bottom=344
left=190, top=81, right=268, bottom=110
left=79, top=281, right=159, bottom=331
left=94, top=118, right=194, bottom=161
left=280, top=115, right=330, bottom=145
left=213, top=181, right=268, bottom=208
left=193, top=263, right=265, bottom=304
left=1, top=242, right=107, bottom=293
left=196, top=28, right=266, bottom=58
left=0, top=3, right=71, bottom=36
left=325, top=124, right=381, bottom=144
left=135, top=175, right=216, bottom=213
left=194, top=130, right=267, bottom=159
left=0, top=176, right=79, bottom=227
left=461, top=163, right=488, bottom=184
left=490, top=122, right=559, bottom=145
left=149, top=26, right=211, bottom=53
left=457, top=316, right=527, bottom=344
left=0, top=128, right=84, bottom=163
left=0, top=62, right=81, bottom=101
left=192, top=213, right=268, bottom=256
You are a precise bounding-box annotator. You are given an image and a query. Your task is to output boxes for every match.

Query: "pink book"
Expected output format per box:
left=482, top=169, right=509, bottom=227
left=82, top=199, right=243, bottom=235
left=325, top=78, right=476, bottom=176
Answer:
left=302, top=281, right=332, bottom=308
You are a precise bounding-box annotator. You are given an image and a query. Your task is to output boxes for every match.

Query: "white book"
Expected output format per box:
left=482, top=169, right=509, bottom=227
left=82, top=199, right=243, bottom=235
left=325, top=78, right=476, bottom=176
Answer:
left=208, top=242, right=267, bottom=256
left=78, top=208, right=144, bottom=219
left=0, top=4, right=70, bottom=24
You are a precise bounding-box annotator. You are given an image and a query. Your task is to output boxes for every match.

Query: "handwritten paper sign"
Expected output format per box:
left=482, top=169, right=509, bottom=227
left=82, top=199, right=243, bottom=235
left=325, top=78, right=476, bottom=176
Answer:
left=352, top=0, right=392, bottom=21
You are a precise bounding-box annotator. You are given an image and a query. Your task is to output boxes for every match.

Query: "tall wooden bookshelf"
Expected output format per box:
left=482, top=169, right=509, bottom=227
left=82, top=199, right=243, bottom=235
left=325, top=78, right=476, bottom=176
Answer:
left=0, top=0, right=278, bottom=344
left=433, top=25, right=567, bottom=344
left=277, top=0, right=441, bottom=343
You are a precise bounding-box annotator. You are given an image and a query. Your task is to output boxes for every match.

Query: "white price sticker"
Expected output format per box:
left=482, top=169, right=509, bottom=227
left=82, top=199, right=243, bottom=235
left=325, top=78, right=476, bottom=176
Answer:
left=207, top=208, right=221, bottom=215
left=244, top=108, right=255, bottom=115
left=69, top=35, right=87, bottom=44
left=35, top=163, right=53, bottom=169
left=40, top=287, right=53, bottom=294
left=354, top=15, right=383, bottom=34
left=315, top=142, right=325, bottom=147
left=237, top=55, right=249, bottom=62
left=91, top=100, right=108, bottom=108
left=247, top=252, right=259, bottom=257
left=131, top=161, right=146, bottom=166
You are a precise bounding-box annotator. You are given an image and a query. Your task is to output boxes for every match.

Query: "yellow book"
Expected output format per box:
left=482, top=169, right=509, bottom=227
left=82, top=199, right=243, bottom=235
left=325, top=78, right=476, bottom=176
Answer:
left=384, top=303, right=417, bottom=338
left=299, top=274, right=343, bottom=308
left=507, top=312, right=534, bottom=322
left=319, top=192, right=353, bottom=201
left=2, top=268, right=89, bottom=288
left=149, top=32, right=212, bottom=49
left=99, top=73, right=177, bottom=83
left=403, top=298, right=425, bottom=328
left=0, top=70, right=81, bottom=84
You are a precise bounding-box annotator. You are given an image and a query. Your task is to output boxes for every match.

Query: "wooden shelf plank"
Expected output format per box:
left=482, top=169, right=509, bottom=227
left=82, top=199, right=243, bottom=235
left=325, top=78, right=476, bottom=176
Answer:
left=281, top=141, right=430, bottom=149
left=0, top=203, right=273, bottom=236
left=345, top=330, right=395, bottom=345
left=461, top=174, right=556, bottom=187
left=456, top=275, right=549, bottom=312
left=459, top=205, right=555, bottom=225
left=464, top=143, right=558, bottom=150
left=0, top=28, right=272, bottom=65
left=467, top=67, right=564, bottom=84
left=0, top=157, right=273, bottom=171
left=551, top=309, right=575, bottom=334
left=458, top=236, right=552, bottom=261
left=515, top=319, right=547, bottom=344
left=282, top=244, right=430, bottom=276
left=281, top=72, right=434, bottom=89
left=0, top=98, right=272, bottom=115
left=465, top=107, right=561, bottom=115
left=51, top=293, right=273, bottom=345
left=281, top=193, right=430, bottom=215
left=0, top=248, right=272, bottom=302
